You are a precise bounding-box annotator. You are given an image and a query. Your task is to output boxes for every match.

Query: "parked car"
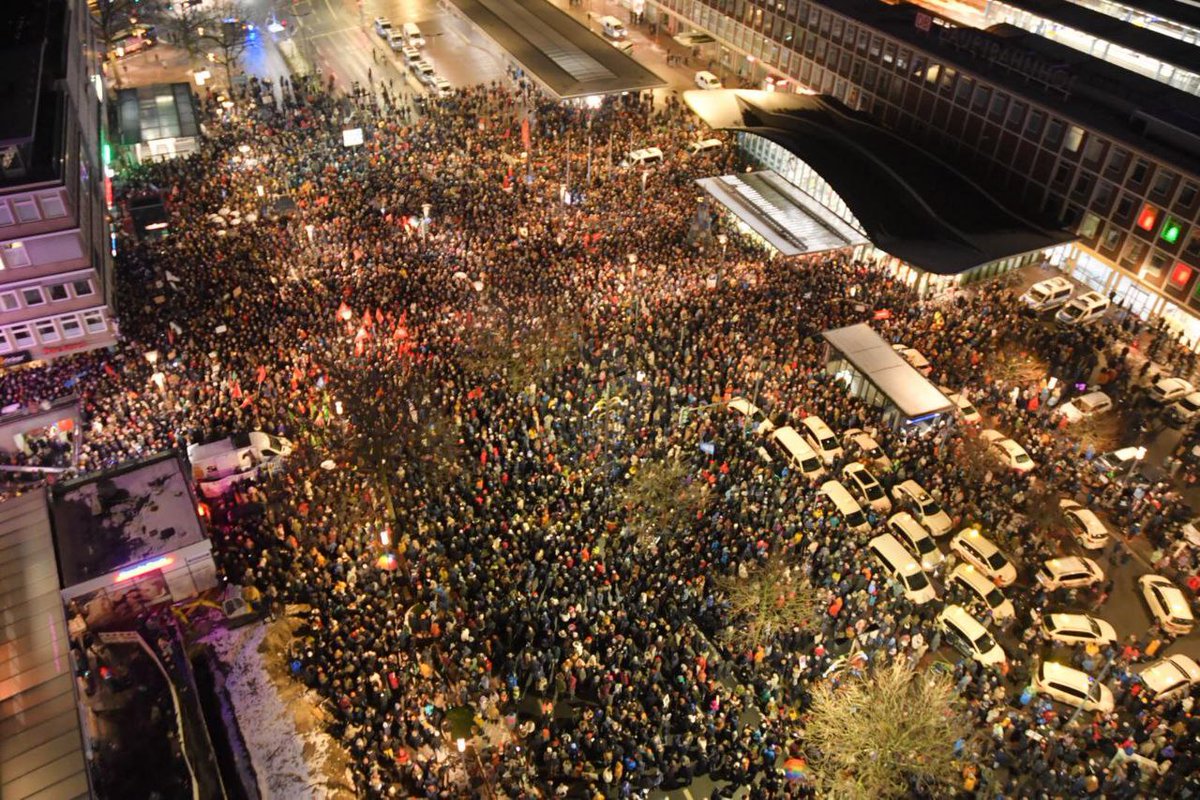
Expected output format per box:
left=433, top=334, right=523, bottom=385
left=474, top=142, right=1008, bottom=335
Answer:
left=981, top=429, right=1035, bottom=473
left=1058, top=391, right=1113, bottom=424
left=887, top=512, right=944, bottom=571
left=1020, top=276, right=1074, bottom=311
left=1167, top=391, right=1200, bottom=425
left=947, top=564, right=1015, bottom=620
left=727, top=397, right=775, bottom=435
left=1035, top=556, right=1104, bottom=591
left=939, top=386, right=981, bottom=424
left=374, top=17, right=393, bottom=37
left=950, top=528, right=1017, bottom=586
left=694, top=70, right=722, bottom=89
left=937, top=605, right=1006, bottom=666
left=1060, top=498, right=1111, bottom=550
left=891, top=479, right=952, bottom=536
left=1055, top=291, right=1109, bottom=326
left=842, top=462, right=892, bottom=513
left=1033, top=661, right=1114, bottom=713
left=1039, top=612, right=1117, bottom=646
left=1138, top=574, right=1195, bottom=636
left=1138, top=654, right=1200, bottom=702
left=841, top=427, right=891, bottom=469
left=1149, top=376, right=1195, bottom=404
left=401, top=45, right=422, bottom=64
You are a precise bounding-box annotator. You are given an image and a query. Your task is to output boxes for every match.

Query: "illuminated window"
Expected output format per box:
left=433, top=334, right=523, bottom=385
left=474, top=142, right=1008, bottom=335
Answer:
left=1138, top=204, right=1159, bottom=231
left=1171, top=262, right=1193, bottom=287
left=1161, top=218, right=1183, bottom=245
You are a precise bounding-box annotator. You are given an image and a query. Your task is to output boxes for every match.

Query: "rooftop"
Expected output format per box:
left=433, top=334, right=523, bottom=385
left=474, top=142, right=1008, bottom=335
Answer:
left=442, top=0, right=665, bottom=98
left=821, top=0, right=1200, bottom=176
left=113, top=84, right=201, bottom=146
left=0, top=489, right=91, bottom=800
left=1076, top=0, right=1200, bottom=32
left=684, top=90, right=1071, bottom=274
left=823, top=323, right=955, bottom=419
left=50, top=453, right=207, bottom=588
left=987, top=0, right=1199, bottom=76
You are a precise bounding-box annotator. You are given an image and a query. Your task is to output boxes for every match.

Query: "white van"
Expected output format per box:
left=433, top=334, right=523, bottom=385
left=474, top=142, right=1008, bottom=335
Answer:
left=1055, top=291, right=1110, bottom=326
left=1020, top=276, right=1074, bottom=311
left=599, top=15, right=627, bottom=38
left=684, top=138, right=723, bottom=156
left=694, top=70, right=722, bottom=89
left=819, top=480, right=870, bottom=533
left=886, top=511, right=943, bottom=571
left=937, top=605, right=1006, bottom=666
left=767, top=426, right=825, bottom=479
left=800, top=415, right=842, bottom=465
left=402, top=22, right=425, bottom=47
left=621, top=147, right=664, bottom=167
left=868, top=533, right=937, bottom=604
left=188, top=431, right=293, bottom=498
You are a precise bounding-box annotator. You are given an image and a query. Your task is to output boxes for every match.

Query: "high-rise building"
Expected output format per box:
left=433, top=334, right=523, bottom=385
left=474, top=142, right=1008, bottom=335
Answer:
left=0, top=0, right=116, bottom=368
left=650, top=0, right=1200, bottom=341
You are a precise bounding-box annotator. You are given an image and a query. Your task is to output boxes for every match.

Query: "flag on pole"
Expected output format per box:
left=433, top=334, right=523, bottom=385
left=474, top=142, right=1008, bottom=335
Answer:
left=521, top=118, right=531, bottom=152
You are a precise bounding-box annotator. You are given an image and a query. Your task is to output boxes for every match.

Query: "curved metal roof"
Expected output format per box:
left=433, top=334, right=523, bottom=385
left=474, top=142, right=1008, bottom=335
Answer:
left=683, top=90, right=1073, bottom=274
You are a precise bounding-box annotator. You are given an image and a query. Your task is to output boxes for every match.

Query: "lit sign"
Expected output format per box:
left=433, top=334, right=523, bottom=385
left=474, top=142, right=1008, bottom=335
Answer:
left=1161, top=218, right=1182, bottom=244
left=1138, top=204, right=1158, bottom=231
left=115, top=556, right=173, bottom=582
left=1171, top=262, right=1193, bottom=287
left=342, top=128, right=364, bottom=147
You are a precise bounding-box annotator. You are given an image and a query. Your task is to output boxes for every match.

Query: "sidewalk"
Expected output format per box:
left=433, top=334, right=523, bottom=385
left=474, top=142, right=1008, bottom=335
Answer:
left=106, top=44, right=205, bottom=90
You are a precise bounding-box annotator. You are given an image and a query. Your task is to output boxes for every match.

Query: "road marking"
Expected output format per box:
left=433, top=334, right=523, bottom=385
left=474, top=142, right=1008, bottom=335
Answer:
left=304, top=27, right=364, bottom=40
left=682, top=788, right=694, bottom=800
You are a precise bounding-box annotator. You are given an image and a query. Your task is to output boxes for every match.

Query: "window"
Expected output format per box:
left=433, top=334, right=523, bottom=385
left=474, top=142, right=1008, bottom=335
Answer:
left=1186, top=234, right=1200, bottom=258
left=12, top=199, right=40, bottom=223
left=37, top=192, right=67, bottom=218
left=1093, top=181, right=1115, bottom=210
left=882, top=42, right=895, bottom=65
left=1079, top=212, right=1101, bottom=239
left=1106, top=148, right=1129, bottom=179
left=0, top=291, right=16, bottom=311
left=21, top=287, right=44, bottom=307
left=1064, top=125, right=1085, bottom=153
left=955, top=75, right=973, bottom=104
left=47, top=282, right=69, bottom=301
left=1131, top=159, right=1149, bottom=185
left=896, top=48, right=909, bottom=72
left=71, top=278, right=94, bottom=297
left=1044, top=119, right=1065, bottom=150
left=1071, top=174, right=1093, bottom=200
left=1102, top=225, right=1122, bottom=251
left=971, top=84, right=990, bottom=112
left=59, top=314, right=83, bottom=338
left=1, top=242, right=31, bottom=268
left=1082, top=136, right=1105, bottom=164
left=1115, top=194, right=1136, bottom=223
left=35, top=319, right=60, bottom=343
left=988, top=92, right=1008, bottom=121
left=10, top=324, right=34, bottom=348
left=1152, top=169, right=1175, bottom=199
left=82, top=310, right=106, bottom=333
left=1052, top=164, right=1071, bottom=187
left=0, top=331, right=10, bottom=354
left=0, top=204, right=12, bottom=227
left=1180, top=182, right=1198, bottom=209
left=1123, top=239, right=1148, bottom=268
left=1025, top=109, right=1045, bottom=138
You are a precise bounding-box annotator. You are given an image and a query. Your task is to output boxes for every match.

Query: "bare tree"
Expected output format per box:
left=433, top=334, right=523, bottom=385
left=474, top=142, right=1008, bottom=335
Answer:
left=715, top=555, right=820, bottom=651
left=620, top=458, right=712, bottom=546
left=149, top=1, right=216, bottom=68
left=201, top=2, right=252, bottom=89
left=804, top=660, right=970, bottom=799
left=90, top=0, right=138, bottom=87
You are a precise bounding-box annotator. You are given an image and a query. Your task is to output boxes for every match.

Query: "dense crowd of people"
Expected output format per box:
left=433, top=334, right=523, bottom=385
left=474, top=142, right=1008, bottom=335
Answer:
left=4, top=74, right=1200, bottom=798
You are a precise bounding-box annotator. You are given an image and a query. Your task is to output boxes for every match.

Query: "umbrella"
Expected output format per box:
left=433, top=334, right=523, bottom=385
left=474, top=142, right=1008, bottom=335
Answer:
left=783, top=757, right=808, bottom=781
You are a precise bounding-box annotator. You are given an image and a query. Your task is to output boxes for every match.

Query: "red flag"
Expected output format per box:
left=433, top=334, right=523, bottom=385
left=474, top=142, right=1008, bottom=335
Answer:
left=375, top=308, right=384, bottom=324
left=256, top=364, right=267, bottom=384
left=104, top=363, right=118, bottom=378
left=521, top=118, right=531, bottom=152
left=230, top=380, right=242, bottom=400
left=336, top=301, right=352, bottom=321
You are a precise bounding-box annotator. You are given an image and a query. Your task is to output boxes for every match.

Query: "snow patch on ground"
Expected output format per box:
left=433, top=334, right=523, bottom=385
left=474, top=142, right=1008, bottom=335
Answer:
left=204, top=620, right=351, bottom=800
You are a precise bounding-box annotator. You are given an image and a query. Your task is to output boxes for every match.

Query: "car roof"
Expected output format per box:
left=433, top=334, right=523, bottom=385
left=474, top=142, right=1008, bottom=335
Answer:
left=1062, top=504, right=1107, bottom=534
left=897, top=479, right=928, bottom=497
left=1045, top=556, right=1095, bottom=574
left=950, top=563, right=994, bottom=591
left=889, top=512, right=929, bottom=537
left=1031, top=276, right=1072, bottom=290
left=1041, top=661, right=1094, bottom=686
left=1141, top=655, right=1200, bottom=690
left=939, top=604, right=986, bottom=633
left=956, top=528, right=998, bottom=553
left=1144, top=576, right=1195, bottom=618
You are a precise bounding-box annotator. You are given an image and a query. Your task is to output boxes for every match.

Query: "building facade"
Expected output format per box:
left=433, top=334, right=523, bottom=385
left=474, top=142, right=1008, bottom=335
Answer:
left=0, top=0, right=116, bottom=368
left=649, top=0, right=1200, bottom=343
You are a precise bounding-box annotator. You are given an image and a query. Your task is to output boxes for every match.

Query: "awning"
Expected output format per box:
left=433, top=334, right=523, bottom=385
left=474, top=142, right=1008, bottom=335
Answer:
left=673, top=31, right=715, bottom=46
left=697, top=170, right=868, bottom=257
left=823, top=324, right=953, bottom=419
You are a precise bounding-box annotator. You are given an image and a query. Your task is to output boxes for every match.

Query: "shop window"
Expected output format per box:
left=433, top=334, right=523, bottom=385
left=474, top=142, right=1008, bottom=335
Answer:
left=21, top=287, right=45, bottom=307
left=47, top=282, right=68, bottom=301
left=35, top=319, right=60, bottom=343
left=0, top=291, right=16, bottom=311
left=59, top=314, right=83, bottom=338
left=10, top=324, right=34, bottom=348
